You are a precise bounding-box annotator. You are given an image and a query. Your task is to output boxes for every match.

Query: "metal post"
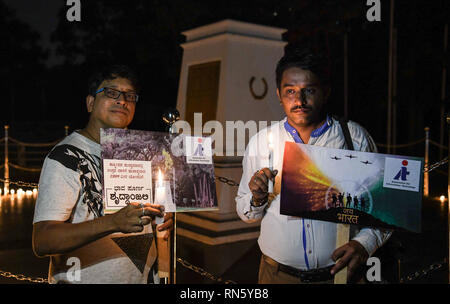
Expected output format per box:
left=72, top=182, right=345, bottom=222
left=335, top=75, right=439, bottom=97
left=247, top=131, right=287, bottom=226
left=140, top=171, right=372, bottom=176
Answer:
left=386, top=0, right=395, bottom=154
left=392, top=28, right=398, bottom=155
left=170, top=128, right=177, bottom=285
left=4, top=125, right=9, bottom=194
left=344, top=31, right=348, bottom=120
left=173, top=213, right=177, bottom=284
left=447, top=115, right=450, bottom=284
left=424, top=127, right=430, bottom=197
left=440, top=24, right=448, bottom=161
left=162, top=109, right=180, bottom=284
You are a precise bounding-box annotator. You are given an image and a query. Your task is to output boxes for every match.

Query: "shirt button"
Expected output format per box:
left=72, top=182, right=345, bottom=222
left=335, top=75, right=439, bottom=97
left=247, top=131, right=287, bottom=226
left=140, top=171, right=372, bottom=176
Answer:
left=307, top=224, right=310, bottom=228
left=308, top=250, right=312, bottom=254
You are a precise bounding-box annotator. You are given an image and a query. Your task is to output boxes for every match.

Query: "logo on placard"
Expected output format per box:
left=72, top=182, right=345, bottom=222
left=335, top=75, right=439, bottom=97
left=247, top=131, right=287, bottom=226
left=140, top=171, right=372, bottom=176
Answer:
left=383, top=157, right=422, bottom=192
left=393, top=160, right=410, bottom=181
left=185, top=136, right=212, bottom=165
left=193, top=138, right=204, bottom=156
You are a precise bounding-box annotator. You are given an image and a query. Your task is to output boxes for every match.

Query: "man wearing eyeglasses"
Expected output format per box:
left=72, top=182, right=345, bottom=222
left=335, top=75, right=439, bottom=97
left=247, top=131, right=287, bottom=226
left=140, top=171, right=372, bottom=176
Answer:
left=32, top=65, right=173, bottom=283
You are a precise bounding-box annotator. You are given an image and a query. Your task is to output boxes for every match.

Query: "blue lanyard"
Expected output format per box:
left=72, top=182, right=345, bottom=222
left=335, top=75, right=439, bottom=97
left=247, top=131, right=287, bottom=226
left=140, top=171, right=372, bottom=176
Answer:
left=284, top=119, right=333, bottom=270
left=302, top=219, right=310, bottom=270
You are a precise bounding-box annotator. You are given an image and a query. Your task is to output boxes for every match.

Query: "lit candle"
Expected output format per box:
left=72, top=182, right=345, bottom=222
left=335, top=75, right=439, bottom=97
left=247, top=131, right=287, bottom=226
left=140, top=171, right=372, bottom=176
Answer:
left=156, top=169, right=170, bottom=281
left=155, top=169, right=166, bottom=225
left=268, top=131, right=274, bottom=193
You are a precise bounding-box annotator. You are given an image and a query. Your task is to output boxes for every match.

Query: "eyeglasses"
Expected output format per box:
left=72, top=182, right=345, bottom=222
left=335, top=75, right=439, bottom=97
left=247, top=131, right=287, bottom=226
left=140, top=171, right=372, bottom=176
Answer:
left=95, top=87, right=139, bottom=103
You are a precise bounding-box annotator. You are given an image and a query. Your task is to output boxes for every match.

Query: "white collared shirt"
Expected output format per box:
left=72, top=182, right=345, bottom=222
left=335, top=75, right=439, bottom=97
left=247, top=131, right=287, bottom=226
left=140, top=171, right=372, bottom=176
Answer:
left=235, top=117, right=391, bottom=270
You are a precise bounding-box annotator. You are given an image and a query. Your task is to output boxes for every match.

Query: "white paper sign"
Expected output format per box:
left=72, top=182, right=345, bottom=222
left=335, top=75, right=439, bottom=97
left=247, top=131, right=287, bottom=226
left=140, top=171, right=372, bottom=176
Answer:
left=103, top=159, right=152, bottom=213
left=383, top=157, right=422, bottom=192
left=185, top=136, right=213, bottom=164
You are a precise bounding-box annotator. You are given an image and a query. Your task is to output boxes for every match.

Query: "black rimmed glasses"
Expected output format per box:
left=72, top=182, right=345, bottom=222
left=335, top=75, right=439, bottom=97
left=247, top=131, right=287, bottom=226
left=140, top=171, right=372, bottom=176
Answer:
left=95, top=87, right=139, bottom=103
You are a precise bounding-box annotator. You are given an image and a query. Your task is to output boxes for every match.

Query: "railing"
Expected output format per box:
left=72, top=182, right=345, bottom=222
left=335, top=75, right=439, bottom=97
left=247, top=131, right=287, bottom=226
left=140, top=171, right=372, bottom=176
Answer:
left=0, top=125, right=68, bottom=193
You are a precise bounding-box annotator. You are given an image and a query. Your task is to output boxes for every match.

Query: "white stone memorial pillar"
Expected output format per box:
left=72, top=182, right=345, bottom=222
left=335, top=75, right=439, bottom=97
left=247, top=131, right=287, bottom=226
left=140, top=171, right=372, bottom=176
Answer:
left=176, top=19, right=287, bottom=245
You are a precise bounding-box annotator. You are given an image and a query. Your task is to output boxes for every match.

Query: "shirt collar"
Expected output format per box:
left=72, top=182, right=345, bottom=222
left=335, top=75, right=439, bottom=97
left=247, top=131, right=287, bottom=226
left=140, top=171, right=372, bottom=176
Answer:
left=283, top=115, right=332, bottom=144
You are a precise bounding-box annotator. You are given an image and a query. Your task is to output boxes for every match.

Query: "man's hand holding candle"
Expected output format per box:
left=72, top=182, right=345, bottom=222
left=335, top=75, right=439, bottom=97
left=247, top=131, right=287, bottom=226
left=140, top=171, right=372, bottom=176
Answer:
left=248, top=168, right=278, bottom=207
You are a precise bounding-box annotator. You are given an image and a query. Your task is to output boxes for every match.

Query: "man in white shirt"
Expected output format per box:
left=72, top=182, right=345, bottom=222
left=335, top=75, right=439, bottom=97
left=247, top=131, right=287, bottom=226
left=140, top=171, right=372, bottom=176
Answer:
left=32, top=65, right=173, bottom=283
left=235, top=46, right=391, bottom=284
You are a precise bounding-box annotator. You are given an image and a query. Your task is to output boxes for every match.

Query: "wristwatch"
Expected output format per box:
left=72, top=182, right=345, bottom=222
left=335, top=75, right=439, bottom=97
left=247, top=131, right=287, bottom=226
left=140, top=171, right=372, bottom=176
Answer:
left=250, top=196, right=268, bottom=207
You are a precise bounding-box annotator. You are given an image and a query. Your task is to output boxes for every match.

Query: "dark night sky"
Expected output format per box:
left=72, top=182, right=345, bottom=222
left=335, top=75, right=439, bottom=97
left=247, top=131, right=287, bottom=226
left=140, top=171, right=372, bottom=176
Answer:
left=1, top=1, right=448, bottom=135
left=3, top=0, right=63, bottom=66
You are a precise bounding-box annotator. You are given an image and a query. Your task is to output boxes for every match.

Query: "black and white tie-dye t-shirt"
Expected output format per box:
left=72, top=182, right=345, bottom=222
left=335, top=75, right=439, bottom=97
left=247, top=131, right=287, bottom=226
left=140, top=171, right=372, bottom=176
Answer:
left=33, top=131, right=156, bottom=284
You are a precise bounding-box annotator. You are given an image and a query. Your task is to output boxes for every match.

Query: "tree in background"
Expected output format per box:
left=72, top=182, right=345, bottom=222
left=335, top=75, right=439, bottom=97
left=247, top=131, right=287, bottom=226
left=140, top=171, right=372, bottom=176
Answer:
left=0, top=0, right=48, bottom=128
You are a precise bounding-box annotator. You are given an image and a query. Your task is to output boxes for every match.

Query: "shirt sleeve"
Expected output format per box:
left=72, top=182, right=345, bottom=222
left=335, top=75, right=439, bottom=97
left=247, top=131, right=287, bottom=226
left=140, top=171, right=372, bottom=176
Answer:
left=33, top=156, right=81, bottom=224
left=235, top=136, right=266, bottom=223
left=352, top=228, right=392, bottom=256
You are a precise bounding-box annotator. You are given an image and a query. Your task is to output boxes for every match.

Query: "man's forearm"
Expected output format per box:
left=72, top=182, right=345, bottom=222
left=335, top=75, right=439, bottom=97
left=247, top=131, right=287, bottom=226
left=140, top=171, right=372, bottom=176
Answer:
left=33, top=215, right=117, bottom=257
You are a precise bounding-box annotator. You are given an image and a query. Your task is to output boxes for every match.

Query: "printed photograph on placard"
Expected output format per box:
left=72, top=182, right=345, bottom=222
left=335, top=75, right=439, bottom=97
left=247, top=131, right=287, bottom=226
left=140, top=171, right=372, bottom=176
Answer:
left=280, top=142, right=423, bottom=232
left=101, top=128, right=218, bottom=213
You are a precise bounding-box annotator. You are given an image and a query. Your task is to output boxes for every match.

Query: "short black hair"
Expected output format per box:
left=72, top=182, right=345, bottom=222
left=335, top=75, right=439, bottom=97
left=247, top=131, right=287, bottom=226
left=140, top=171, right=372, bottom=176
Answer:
left=87, top=64, right=140, bottom=96
left=275, top=45, right=330, bottom=91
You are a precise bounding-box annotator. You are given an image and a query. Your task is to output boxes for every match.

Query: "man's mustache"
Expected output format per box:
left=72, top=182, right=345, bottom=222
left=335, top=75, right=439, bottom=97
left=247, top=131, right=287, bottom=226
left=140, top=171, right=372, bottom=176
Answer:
left=290, top=105, right=310, bottom=112
left=110, top=106, right=129, bottom=113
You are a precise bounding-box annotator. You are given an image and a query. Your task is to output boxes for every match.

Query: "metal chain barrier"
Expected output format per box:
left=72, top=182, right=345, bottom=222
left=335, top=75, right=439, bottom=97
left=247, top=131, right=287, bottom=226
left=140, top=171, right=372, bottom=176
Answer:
left=376, top=137, right=425, bottom=149
left=0, top=125, right=67, bottom=184
left=0, top=177, right=38, bottom=188
left=0, top=269, right=47, bottom=284
left=1, top=257, right=447, bottom=284
left=399, top=258, right=447, bottom=283
left=423, top=157, right=448, bottom=173
left=429, top=139, right=449, bottom=150
left=215, top=176, right=240, bottom=187
left=8, top=137, right=62, bottom=148
left=8, top=162, right=42, bottom=173
left=177, top=257, right=237, bottom=284
left=1, top=258, right=236, bottom=284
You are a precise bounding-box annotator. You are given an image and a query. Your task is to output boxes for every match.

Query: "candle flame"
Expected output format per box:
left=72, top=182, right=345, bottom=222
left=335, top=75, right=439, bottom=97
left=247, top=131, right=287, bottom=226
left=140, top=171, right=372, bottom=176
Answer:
left=268, top=131, right=273, bottom=150
left=158, top=169, right=163, bottom=187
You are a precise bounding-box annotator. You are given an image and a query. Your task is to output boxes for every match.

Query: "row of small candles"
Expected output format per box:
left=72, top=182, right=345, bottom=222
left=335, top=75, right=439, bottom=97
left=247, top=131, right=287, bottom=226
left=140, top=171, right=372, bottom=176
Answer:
left=1, top=188, right=38, bottom=197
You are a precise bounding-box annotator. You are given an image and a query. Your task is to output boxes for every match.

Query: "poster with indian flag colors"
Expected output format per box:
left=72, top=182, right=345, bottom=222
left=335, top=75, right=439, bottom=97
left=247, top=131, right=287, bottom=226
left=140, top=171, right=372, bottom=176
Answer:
left=280, top=142, right=423, bottom=233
